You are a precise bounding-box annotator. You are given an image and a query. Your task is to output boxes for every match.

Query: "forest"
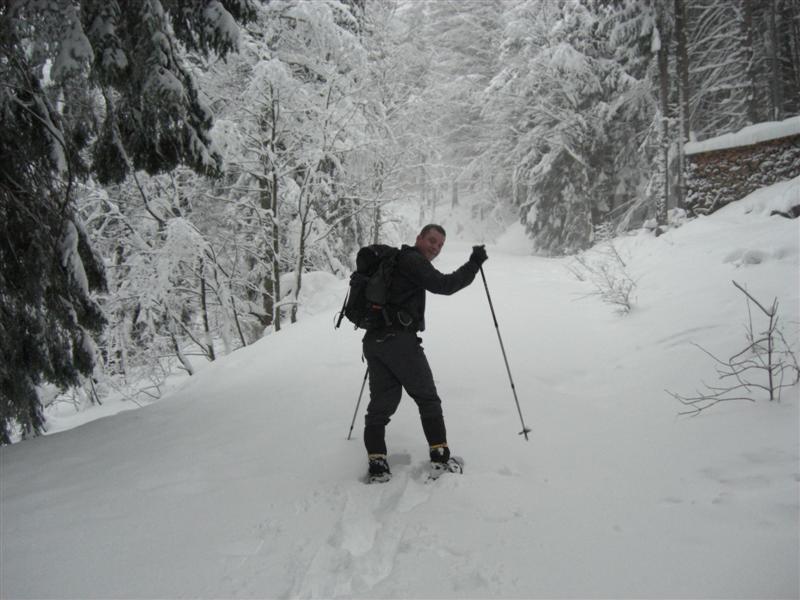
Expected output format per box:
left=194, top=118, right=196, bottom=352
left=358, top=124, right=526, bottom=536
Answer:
left=1, top=0, right=799, bottom=443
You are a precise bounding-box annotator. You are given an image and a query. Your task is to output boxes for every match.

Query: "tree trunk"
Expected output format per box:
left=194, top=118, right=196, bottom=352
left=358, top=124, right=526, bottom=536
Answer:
left=657, top=26, right=671, bottom=226
left=271, top=165, right=281, bottom=332
left=768, top=0, right=782, bottom=120
left=208, top=262, right=232, bottom=355
left=674, top=0, right=689, bottom=210
left=291, top=232, right=304, bottom=325
left=372, top=202, right=381, bottom=245
left=372, top=160, right=383, bottom=244
left=199, top=261, right=216, bottom=361
left=259, top=86, right=281, bottom=333
left=291, top=199, right=309, bottom=325
left=171, top=331, right=194, bottom=376
left=778, top=0, right=800, bottom=116
left=674, top=0, right=690, bottom=141
left=418, top=153, right=427, bottom=226
left=230, top=296, right=247, bottom=347
left=259, top=172, right=275, bottom=331
left=118, top=326, right=129, bottom=379
left=740, top=0, right=760, bottom=124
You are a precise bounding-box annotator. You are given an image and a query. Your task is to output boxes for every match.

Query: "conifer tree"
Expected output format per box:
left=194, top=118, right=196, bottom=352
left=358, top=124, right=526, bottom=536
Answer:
left=484, top=0, right=633, bottom=254
left=0, top=0, right=256, bottom=442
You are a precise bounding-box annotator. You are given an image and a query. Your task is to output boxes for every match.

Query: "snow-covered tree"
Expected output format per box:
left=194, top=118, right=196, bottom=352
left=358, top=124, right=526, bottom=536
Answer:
left=76, top=170, right=252, bottom=401
left=200, top=0, right=374, bottom=329
left=483, top=0, right=643, bottom=254
left=422, top=0, right=504, bottom=208
left=0, top=0, right=256, bottom=442
left=687, top=0, right=800, bottom=138
left=8, top=0, right=797, bottom=439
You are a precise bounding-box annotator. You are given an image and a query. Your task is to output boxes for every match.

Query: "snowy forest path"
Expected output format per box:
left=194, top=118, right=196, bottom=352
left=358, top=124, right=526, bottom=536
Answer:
left=287, top=469, right=425, bottom=597
left=1, top=217, right=798, bottom=599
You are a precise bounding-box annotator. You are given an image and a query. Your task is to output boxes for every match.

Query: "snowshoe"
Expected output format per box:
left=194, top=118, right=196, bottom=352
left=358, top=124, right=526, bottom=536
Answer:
left=426, top=456, right=464, bottom=482
left=367, top=471, right=392, bottom=484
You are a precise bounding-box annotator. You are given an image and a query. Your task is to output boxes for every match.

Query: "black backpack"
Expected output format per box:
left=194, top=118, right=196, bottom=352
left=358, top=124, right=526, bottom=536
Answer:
left=336, top=244, right=400, bottom=330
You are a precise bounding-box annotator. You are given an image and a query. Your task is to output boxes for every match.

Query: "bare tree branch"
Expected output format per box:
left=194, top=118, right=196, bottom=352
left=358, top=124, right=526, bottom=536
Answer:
left=668, top=282, right=800, bottom=415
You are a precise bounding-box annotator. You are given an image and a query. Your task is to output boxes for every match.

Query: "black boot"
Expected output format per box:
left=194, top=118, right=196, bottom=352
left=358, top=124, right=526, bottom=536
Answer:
left=429, top=444, right=450, bottom=464
left=367, top=454, right=391, bottom=484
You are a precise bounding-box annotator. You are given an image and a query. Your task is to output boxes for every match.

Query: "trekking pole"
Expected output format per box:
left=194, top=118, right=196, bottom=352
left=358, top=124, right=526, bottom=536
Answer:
left=347, top=367, right=369, bottom=440
left=479, top=265, right=532, bottom=440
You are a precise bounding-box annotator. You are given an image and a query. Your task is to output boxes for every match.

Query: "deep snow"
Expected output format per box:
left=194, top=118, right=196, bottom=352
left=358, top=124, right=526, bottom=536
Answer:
left=1, top=178, right=798, bottom=599
left=684, top=116, right=800, bottom=155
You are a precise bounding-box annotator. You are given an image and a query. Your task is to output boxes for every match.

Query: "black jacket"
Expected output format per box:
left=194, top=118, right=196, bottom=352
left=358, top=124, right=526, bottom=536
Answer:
left=387, top=245, right=479, bottom=332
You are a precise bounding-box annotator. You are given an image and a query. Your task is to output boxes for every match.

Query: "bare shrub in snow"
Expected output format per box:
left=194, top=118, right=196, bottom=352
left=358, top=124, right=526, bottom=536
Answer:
left=668, top=281, right=800, bottom=415
left=569, top=242, right=637, bottom=314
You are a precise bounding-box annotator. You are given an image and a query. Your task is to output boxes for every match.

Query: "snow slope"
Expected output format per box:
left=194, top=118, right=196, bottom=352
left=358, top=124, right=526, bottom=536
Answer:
left=1, top=178, right=799, bottom=599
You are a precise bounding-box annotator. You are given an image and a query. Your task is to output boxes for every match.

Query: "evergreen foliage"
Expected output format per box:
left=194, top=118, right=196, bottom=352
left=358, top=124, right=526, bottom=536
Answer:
left=0, top=66, right=106, bottom=442
left=484, top=0, right=635, bottom=254
left=0, top=0, right=256, bottom=442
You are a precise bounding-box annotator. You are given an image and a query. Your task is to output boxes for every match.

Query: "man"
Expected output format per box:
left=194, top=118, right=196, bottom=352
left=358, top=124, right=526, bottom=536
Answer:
left=362, top=224, right=488, bottom=482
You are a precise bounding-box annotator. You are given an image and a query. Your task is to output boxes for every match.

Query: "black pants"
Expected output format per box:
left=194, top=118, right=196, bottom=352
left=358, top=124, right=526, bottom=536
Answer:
left=362, top=330, right=447, bottom=455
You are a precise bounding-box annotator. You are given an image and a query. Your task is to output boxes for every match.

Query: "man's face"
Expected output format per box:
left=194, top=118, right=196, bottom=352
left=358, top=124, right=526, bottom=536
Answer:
left=415, top=229, right=445, bottom=262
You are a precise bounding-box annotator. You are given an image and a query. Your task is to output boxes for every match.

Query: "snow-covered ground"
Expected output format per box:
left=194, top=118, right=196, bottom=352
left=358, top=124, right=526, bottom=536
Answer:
left=1, top=178, right=798, bottom=599
left=684, top=115, right=800, bottom=154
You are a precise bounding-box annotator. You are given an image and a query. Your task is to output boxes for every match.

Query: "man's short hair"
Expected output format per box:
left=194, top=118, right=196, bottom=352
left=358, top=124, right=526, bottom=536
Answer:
left=419, top=224, right=446, bottom=237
